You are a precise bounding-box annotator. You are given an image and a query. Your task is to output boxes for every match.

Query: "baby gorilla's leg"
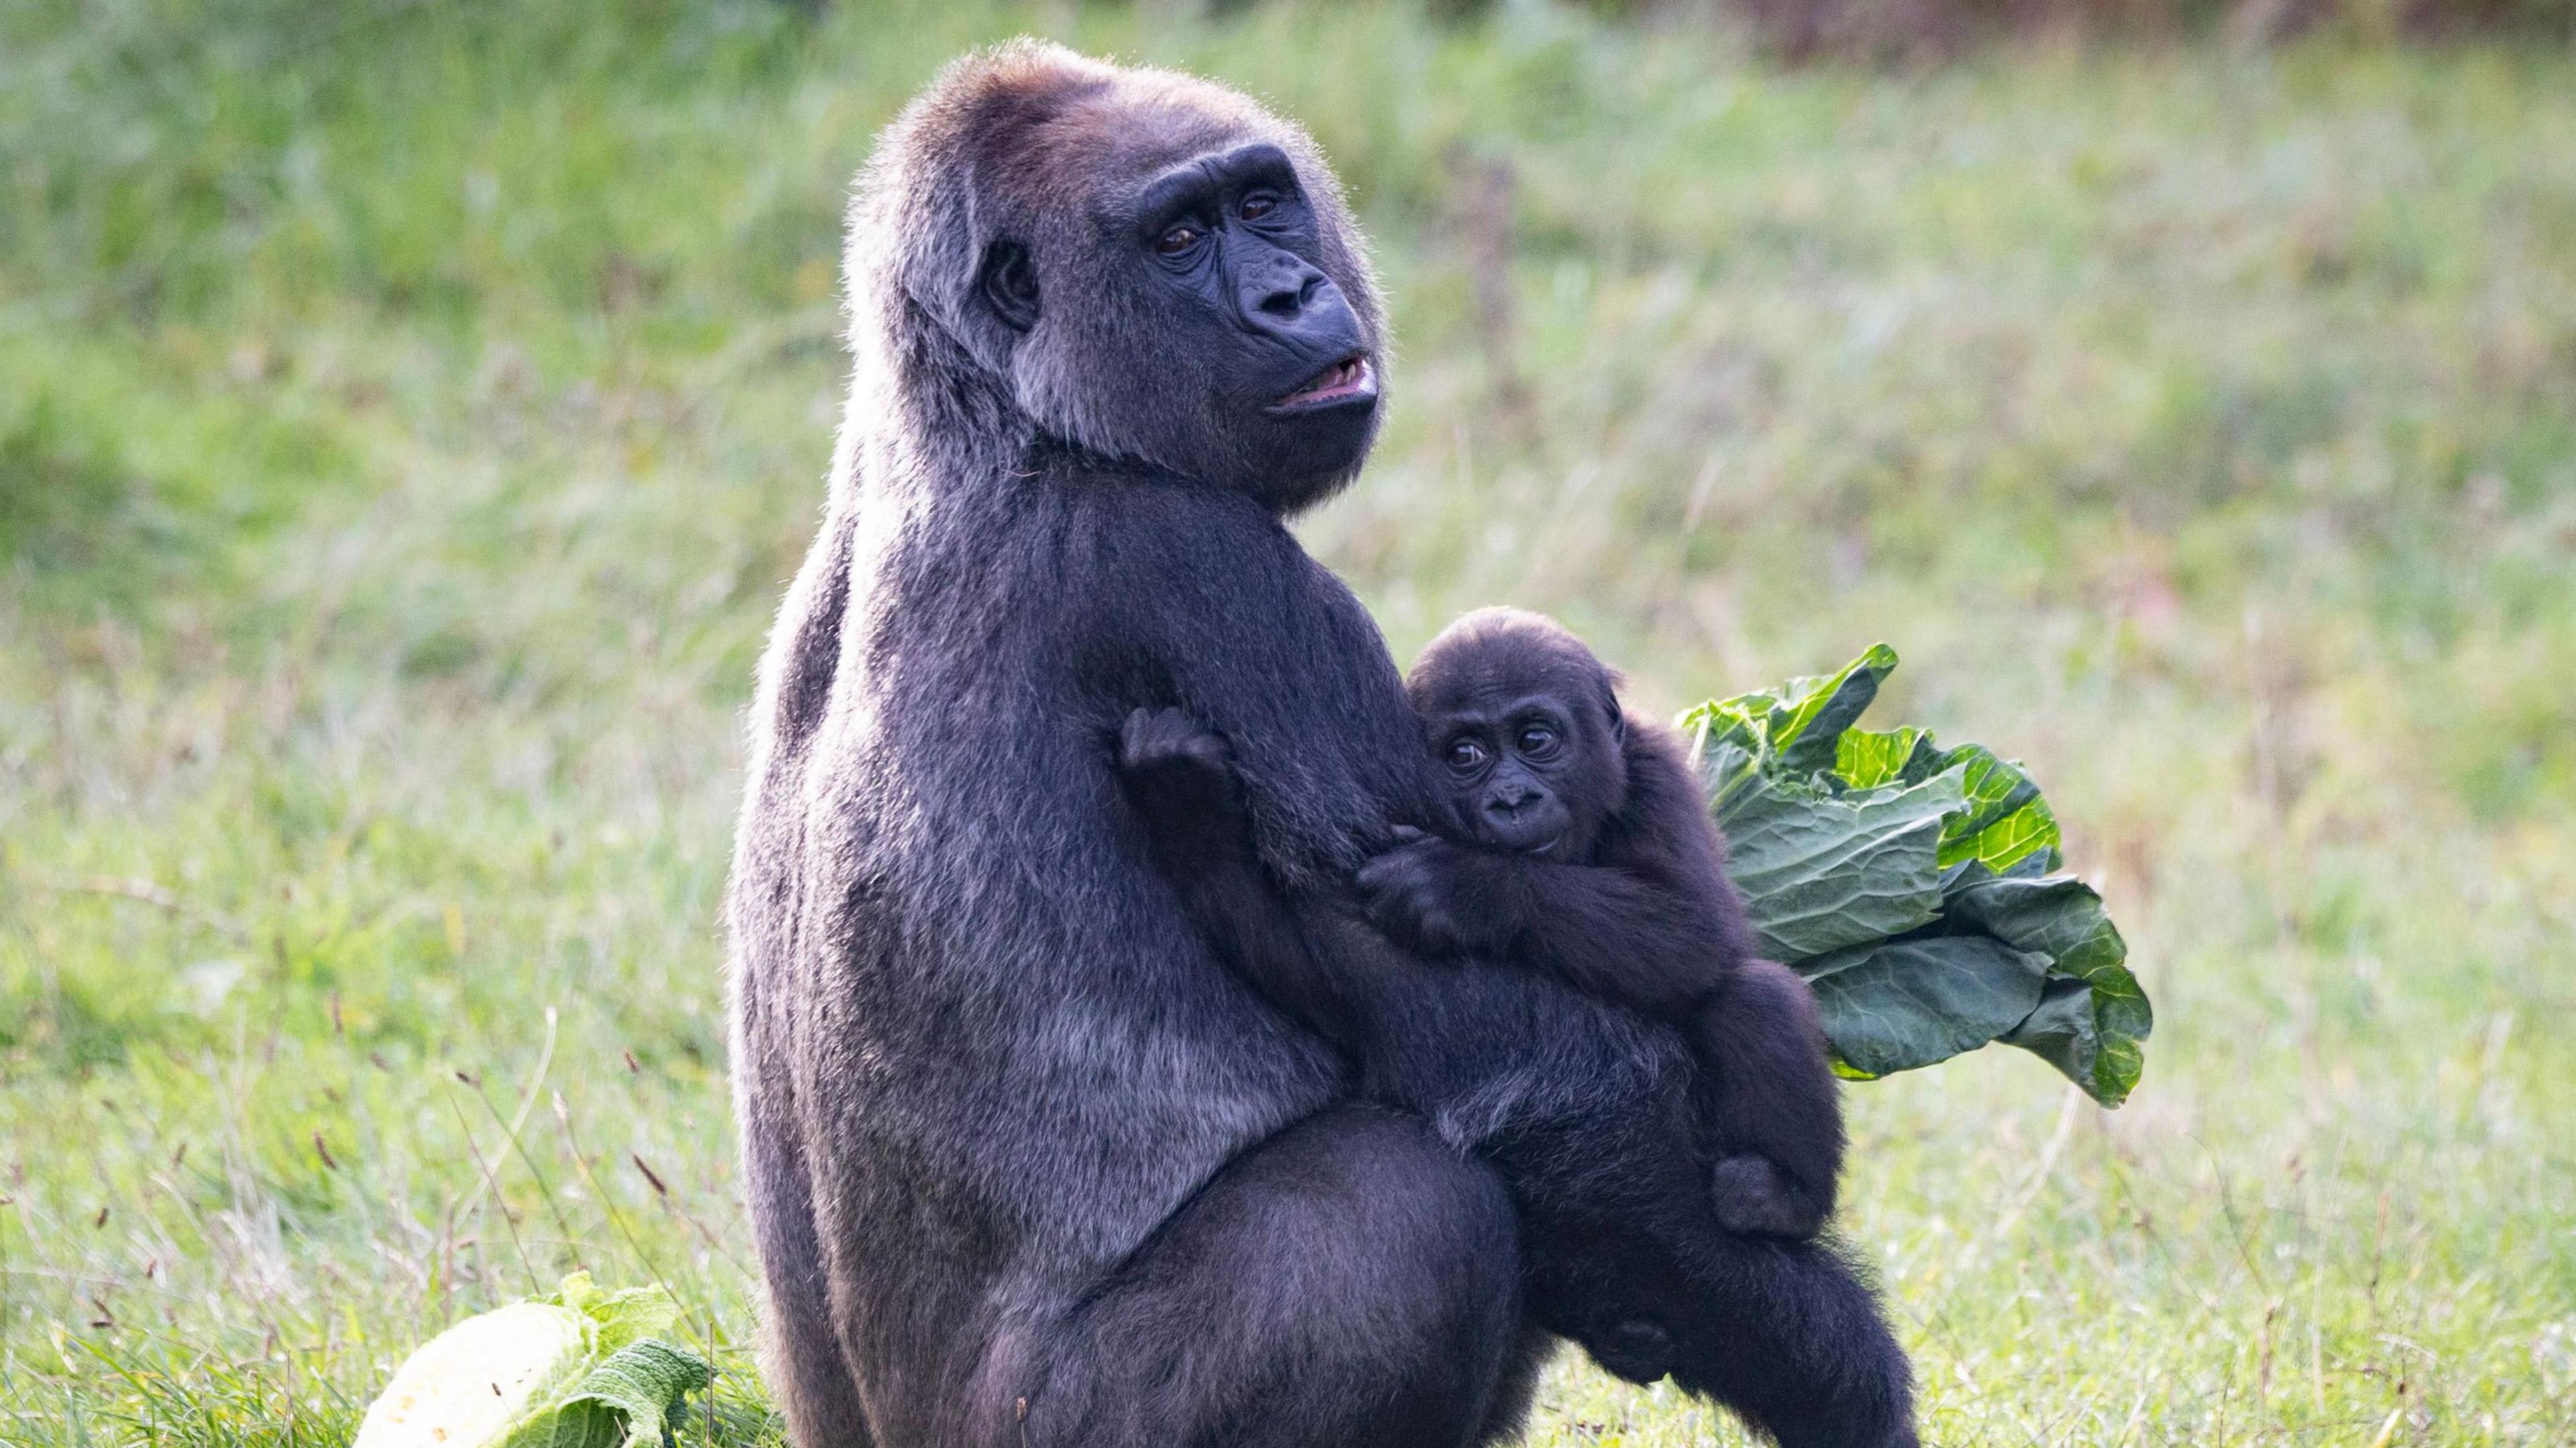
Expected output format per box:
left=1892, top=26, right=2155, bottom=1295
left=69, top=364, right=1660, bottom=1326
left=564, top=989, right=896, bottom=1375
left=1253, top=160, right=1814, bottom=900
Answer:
left=1695, top=960, right=1844, bottom=1238
left=1664, top=1232, right=1919, bottom=1448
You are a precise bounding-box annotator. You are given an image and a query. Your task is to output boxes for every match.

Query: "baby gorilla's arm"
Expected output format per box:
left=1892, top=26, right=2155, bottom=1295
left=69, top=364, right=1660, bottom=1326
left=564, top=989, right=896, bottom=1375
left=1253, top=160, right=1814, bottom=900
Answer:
left=1354, top=839, right=1733, bottom=1017
left=1358, top=712, right=1752, bottom=1014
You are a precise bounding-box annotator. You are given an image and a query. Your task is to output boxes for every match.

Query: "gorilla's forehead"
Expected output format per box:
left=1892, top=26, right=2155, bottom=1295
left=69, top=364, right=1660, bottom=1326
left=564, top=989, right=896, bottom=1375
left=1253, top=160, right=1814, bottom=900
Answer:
left=1431, top=669, right=1595, bottom=718
left=1411, top=613, right=1615, bottom=718
left=1006, top=81, right=1312, bottom=219
left=1419, top=646, right=1603, bottom=711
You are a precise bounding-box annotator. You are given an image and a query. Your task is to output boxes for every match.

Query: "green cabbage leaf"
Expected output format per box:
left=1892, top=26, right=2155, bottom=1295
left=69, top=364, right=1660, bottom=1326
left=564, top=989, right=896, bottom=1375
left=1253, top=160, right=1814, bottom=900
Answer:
left=1681, top=646, right=2152, bottom=1105
left=354, top=1273, right=714, bottom=1448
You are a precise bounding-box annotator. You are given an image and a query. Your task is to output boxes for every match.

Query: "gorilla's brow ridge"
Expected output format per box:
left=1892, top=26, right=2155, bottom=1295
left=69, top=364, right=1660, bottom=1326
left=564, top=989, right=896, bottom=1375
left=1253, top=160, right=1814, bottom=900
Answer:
left=1130, top=144, right=1302, bottom=231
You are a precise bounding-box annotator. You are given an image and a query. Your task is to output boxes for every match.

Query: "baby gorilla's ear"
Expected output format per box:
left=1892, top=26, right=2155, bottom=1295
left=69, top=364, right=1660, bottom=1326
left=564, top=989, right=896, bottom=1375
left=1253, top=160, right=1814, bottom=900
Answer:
left=1601, top=683, right=1625, bottom=744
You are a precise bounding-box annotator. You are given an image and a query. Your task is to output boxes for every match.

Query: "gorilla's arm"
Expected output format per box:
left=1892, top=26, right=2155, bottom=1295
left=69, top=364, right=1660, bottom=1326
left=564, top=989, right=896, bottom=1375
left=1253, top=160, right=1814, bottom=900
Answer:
left=1087, top=492, right=1436, bottom=888
left=1357, top=844, right=1727, bottom=1015
left=1357, top=723, right=1750, bottom=1016
left=1116, top=708, right=1378, bottom=1056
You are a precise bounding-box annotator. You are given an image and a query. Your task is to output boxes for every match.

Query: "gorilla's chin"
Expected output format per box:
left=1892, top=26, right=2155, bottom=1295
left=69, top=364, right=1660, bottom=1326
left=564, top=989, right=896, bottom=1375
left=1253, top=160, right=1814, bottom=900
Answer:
left=1246, top=398, right=1379, bottom=514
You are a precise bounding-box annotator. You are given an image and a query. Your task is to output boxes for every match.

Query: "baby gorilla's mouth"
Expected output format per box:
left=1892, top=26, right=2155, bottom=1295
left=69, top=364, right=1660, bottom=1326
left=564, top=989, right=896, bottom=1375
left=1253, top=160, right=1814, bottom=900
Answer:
left=1271, top=354, right=1376, bottom=411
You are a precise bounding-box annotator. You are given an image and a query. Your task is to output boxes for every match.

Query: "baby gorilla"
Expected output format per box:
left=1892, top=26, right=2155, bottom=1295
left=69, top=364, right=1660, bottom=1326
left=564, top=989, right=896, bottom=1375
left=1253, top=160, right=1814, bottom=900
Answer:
left=1119, top=614, right=1915, bottom=1443
left=1360, top=607, right=1843, bottom=1236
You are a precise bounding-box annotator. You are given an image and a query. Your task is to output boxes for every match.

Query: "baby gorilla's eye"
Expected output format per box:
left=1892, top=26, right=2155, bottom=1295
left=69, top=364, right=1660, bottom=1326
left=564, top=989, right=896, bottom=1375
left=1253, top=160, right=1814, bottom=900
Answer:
left=1517, top=726, right=1558, bottom=758
left=1238, top=194, right=1276, bottom=221
left=1156, top=225, right=1203, bottom=256
left=1445, top=738, right=1487, bottom=771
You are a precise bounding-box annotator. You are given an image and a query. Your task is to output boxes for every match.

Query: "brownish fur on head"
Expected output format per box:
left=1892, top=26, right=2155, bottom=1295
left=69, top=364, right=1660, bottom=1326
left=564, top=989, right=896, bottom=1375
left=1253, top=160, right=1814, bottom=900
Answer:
left=843, top=41, right=1388, bottom=511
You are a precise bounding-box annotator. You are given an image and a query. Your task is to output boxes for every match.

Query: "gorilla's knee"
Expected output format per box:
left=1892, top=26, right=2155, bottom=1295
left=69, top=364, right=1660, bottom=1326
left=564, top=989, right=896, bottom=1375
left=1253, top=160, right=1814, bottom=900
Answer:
left=1242, top=1105, right=1520, bottom=1347
left=1012, top=1107, right=1523, bottom=1448
left=1285, top=1108, right=1524, bottom=1447
left=1352, top=1108, right=1519, bottom=1310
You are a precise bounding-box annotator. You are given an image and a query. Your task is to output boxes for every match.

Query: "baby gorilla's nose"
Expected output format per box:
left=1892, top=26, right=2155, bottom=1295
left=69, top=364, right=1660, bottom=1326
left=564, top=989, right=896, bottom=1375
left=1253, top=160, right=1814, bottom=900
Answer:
left=1474, top=779, right=1568, bottom=854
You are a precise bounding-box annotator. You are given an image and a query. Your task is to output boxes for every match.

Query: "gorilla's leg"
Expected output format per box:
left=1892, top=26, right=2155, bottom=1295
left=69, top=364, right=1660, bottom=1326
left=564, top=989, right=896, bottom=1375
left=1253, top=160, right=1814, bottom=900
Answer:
left=1472, top=1323, right=1556, bottom=1446
left=1660, top=1233, right=1918, bottom=1448
left=1524, top=1227, right=1913, bottom=1447
left=1021, top=1103, right=1532, bottom=1448
left=1699, top=959, right=1845, bottom=1239
left=1481, top=983, right=1915, bottom=1448
left=737, top=1073, right=875, bottom=1447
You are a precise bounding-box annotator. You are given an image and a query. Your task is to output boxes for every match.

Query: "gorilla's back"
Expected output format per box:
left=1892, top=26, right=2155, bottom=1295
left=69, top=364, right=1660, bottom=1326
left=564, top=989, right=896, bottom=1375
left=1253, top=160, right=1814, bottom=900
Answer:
left=727, top=467, right=1344, bottom=1433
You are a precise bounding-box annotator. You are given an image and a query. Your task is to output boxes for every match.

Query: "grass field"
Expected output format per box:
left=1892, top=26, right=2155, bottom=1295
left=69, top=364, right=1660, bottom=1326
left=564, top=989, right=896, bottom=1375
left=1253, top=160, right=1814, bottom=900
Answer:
left=5, top=2, right=2575, bottom=1443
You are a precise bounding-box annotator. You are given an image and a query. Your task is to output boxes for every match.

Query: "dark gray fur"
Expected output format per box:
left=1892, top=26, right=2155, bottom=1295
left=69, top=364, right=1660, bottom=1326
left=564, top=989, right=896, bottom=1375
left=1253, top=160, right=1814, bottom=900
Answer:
left=729, top=44, right=1532, bottom=1448
left=725, top=41, right=1902, bottom=1448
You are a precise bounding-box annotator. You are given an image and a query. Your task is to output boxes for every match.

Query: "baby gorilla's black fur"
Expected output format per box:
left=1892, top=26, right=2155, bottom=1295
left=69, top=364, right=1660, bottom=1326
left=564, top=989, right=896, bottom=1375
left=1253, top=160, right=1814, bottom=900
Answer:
left=1359, top=607, right=1845, bottom=1238
left=1120, top=689, right=1917, bottom=1448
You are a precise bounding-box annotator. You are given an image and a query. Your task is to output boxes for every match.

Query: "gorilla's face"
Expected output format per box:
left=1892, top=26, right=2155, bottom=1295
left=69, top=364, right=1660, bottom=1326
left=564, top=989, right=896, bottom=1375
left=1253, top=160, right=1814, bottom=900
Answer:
left=979, top=123, right=1385, bottom=514
left=1405, top=611, right=1633, bottom=861
left=1424, top=684, right=1621, bottom=860
left=1130, top=142, right=1381, bottom=475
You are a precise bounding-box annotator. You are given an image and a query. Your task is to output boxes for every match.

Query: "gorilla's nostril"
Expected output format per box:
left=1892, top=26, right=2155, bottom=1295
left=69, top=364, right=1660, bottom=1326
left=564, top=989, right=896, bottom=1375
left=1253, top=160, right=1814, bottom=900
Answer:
left=1254, top=263, right=1328, bottom=319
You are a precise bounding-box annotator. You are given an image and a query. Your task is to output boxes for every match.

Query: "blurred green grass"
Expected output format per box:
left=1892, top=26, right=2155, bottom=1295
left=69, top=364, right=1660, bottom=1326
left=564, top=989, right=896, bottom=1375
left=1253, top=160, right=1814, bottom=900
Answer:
left=3, top=2, right=2573, bottom=1444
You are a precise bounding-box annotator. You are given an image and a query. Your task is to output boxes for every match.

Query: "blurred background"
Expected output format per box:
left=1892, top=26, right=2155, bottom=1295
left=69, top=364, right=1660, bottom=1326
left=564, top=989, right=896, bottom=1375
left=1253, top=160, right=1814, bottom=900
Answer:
left=3, top=2, right=2572, bottom=1443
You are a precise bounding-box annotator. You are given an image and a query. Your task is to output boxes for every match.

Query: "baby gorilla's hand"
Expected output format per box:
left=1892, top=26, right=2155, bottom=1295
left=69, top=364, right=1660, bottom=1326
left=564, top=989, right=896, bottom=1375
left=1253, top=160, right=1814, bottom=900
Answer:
left=1118, top=707, right=1234, bottom=814
left=1354, top=837, right=1511, bottom=958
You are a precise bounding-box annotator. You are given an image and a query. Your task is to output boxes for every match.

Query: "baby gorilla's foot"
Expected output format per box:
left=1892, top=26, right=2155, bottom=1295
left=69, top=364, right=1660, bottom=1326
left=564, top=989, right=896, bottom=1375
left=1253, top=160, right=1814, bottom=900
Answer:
left=1587, top=1317, right=1676, bottom=1386
left=1710, top=1154, right=1827, bottom=1238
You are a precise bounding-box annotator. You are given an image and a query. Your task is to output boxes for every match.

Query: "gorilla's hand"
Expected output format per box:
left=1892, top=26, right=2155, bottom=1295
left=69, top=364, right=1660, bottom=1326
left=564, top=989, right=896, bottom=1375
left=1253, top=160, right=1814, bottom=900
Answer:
left=1354, top=836, right=1516, bottom=958
left=1119, top=707, right=1238, bottom=823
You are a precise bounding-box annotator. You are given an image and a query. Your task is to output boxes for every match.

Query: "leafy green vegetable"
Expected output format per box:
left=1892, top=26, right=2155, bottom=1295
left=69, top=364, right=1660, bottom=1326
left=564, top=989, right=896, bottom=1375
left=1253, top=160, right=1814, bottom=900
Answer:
left=1682, top=646, right=2153, bottom=1105
left=353, top=1274, right=714, bottom=1448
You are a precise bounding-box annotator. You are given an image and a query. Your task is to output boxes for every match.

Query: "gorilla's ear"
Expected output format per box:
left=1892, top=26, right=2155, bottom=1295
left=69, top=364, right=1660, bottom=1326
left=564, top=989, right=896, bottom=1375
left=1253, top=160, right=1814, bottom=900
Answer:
left=977, top=240, right=1040, bottom=333
left=1602, top=687, right=1625, bottom=744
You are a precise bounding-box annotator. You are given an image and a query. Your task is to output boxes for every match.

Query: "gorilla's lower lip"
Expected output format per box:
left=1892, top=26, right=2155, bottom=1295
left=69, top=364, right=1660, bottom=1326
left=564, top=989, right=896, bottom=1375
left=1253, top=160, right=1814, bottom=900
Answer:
left=1519, top=834, right=1565, bottom=857
left=1269, top=355, right=1376, bottom=412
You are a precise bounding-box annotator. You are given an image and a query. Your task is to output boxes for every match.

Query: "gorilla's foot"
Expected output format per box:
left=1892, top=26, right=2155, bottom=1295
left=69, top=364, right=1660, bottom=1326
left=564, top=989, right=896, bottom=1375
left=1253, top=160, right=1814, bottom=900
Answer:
left=1709, top=1154, right=1826, bottom=1238
left=1586, top=1317, right=1675, bottom=1386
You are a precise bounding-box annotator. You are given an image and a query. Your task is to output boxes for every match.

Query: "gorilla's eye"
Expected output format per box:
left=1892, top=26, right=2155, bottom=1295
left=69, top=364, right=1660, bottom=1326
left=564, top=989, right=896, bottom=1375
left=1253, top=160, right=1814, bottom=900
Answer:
left=1445, top=738, right=1487, bottom=772
left=1517, top=726, right=1558, bottom=758
left=1156, top=225, right=1204, bottom=256
left=1239, top=194, right=1277, bottom=221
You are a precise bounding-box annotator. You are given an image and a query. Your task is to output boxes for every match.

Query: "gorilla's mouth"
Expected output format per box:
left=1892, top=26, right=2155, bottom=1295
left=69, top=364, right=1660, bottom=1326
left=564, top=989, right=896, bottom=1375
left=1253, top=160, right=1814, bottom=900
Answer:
left=1271, top=354, right=1377, bottom=412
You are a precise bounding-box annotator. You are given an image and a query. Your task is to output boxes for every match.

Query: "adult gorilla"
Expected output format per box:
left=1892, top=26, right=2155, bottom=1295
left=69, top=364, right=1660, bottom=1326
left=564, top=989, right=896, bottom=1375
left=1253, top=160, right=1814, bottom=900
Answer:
left=731, top=42, right=1680, bottom=1447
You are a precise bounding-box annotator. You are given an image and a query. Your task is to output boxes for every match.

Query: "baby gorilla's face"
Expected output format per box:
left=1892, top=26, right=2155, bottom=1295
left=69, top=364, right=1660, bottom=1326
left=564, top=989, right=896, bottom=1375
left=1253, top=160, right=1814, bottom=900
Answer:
left=1407, top=608, right=1632, bottom=861
left=1427, top=685, right=1617, bottom=859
